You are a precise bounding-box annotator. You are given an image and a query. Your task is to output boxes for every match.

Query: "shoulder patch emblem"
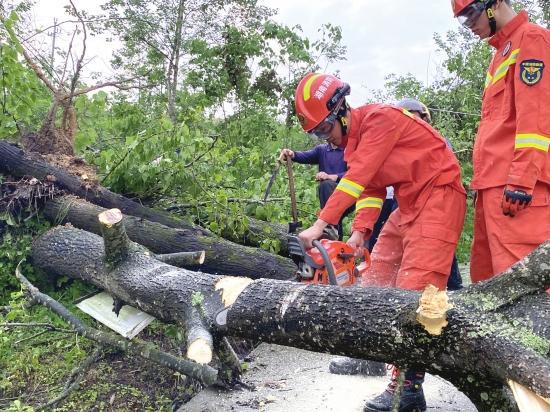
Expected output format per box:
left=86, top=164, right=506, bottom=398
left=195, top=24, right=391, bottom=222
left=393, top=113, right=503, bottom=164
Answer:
left=520, top=59, right=544, bottom=86
left=502, top=41, right=511, bottom=56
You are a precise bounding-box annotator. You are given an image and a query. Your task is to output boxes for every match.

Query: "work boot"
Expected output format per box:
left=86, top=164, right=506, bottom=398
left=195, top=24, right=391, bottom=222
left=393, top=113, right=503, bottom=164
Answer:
left=363, top=368, right=426, bottom=412
left=329, top=357, right=386, bottom=376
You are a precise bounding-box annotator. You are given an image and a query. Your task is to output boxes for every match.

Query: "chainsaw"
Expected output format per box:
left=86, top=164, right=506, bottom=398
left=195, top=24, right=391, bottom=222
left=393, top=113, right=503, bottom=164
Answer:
left=287, top=234, right=371, bottom=286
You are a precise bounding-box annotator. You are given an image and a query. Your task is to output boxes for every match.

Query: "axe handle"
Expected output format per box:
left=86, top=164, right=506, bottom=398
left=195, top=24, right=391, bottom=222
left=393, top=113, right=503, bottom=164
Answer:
left=286, top=157, right=299, bottom=224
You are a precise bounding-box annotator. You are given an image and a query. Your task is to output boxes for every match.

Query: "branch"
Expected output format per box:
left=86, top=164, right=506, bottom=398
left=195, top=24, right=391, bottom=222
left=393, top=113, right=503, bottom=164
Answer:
left=184, top=134, right=220, bottom=168
left=0, top=14, right=57, bottom=93
left=22, top=18, right=117, bottom=43
left=98, top=209, right=131, bottom=266
left=0, top=297, right=36, bottom=315
left=14, top=260, right=218, bottom=385
left=59, top=28, right=77, bottom=88
left=185, top=306, right=213, bottom=364
left=67, top=0, right=87, bottom=97
left=72, top=76, right=152, bottom=97
left=155, top=251, right=206, bottom=267
left=1, top=322, right=75, bottom=333
left=166, top=197, right=289, bottom=211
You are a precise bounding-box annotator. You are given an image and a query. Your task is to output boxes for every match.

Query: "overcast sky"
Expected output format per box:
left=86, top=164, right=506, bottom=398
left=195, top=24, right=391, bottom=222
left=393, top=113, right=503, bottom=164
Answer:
left=29, top=0, right=461, bottom=106
left=261, top=0, right=460, bottom=106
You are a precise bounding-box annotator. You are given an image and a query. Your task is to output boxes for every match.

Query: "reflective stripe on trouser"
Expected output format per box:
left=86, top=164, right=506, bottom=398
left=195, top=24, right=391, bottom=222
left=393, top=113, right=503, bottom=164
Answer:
left=362, top=185, right=466, bottom=291
left=470, top=182, right=550, bottom=283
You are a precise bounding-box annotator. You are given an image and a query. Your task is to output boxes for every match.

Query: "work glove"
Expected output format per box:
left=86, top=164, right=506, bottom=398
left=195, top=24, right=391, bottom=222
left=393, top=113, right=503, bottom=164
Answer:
left=501, top=186, right=532, bottom=217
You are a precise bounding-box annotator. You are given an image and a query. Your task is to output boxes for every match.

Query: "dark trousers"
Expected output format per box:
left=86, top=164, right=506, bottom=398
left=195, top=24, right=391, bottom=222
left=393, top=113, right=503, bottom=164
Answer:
left=318, top=180, right=353, bottom=241
left=447, top=255, right=463, bottom=290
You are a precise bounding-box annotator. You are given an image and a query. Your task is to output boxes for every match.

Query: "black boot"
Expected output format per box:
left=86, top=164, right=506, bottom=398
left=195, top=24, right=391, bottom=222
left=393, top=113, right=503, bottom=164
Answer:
left=363, top=368, right=426, bottom=412
left=329, top=357, right=386, bottom=376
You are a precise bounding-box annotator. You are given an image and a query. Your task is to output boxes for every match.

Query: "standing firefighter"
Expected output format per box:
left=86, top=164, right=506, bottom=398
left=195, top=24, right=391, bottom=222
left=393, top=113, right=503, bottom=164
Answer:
left=295, top=73, right=466, bottom=412
left=452, top=0, right=550, bottom=282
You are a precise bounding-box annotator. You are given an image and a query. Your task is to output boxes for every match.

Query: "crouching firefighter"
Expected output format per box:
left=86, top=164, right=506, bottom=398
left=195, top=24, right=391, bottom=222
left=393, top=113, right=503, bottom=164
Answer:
left=294, top=73, right=466, bottom=412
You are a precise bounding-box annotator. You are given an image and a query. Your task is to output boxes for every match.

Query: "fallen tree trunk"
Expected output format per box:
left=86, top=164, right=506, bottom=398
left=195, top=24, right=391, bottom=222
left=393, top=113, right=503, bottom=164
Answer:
left=220, top=215, right=289, bottom=256
left=1, top=140, right=293, bottom=256
left=30, top=210, right=550, bottom=411
left=0, top=140, right=210, bottom=235
left=42, top=195, right=296, bottom=279
left=167, top=203, right=290, bottom=255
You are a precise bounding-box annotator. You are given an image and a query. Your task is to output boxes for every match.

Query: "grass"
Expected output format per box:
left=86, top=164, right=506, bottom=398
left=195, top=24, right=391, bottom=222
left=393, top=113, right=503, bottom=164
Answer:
left=0, top=294, right=197, bottom=411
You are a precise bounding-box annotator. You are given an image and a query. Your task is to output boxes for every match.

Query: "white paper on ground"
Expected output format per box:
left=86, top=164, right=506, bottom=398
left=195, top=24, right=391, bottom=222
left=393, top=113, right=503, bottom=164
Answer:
left=76, top=291, right=155, bottom=339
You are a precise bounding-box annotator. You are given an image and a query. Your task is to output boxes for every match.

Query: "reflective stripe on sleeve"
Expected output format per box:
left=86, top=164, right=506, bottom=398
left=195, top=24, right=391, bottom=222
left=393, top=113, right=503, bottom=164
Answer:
left=356, top=197, right=384, bottom=211
left=515, top=133, right=550, bottom=152
left=336, top=178, right=365, bottom=198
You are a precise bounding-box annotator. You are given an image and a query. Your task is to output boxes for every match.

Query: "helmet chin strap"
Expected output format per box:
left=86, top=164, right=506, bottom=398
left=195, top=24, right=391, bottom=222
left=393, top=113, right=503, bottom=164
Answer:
left=485, top=1, right=497, bottom=36
left=337, top=101, right=349, bottom=136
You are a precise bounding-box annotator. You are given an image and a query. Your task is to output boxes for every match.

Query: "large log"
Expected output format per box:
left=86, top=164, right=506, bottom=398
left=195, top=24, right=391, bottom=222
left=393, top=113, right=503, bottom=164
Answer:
left=0, top=140, right=293, bottom=256
left=31, top=215, right=550, bottom=411
left=42, top=195, right=296, bottom=279
left=167, top=204, right=290, bottom=255
left=0, top=140, right=210, bottom=234
left=220, top=215, right=289, bottom=256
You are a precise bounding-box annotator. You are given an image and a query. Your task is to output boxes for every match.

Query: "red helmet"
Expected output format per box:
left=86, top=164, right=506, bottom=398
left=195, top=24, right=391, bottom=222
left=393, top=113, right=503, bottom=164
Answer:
left=451, top=0, right=476, bottom=17
left=294, top=73, right=349, bottom=132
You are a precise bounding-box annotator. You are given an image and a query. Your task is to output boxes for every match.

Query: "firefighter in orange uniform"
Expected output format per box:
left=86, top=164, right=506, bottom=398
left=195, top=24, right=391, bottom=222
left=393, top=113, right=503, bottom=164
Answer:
left=295, top=72, right=466, bottom=412
left=452, top=0, right=550, bottom=282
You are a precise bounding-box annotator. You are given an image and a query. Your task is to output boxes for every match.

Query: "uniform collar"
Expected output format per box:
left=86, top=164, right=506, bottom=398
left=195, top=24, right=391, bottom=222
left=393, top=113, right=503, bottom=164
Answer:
left=489, top=11, right=528, bottom=49
left=341, top=107, right=368, bottom=151
left=346, top=107, right=363, bottom=144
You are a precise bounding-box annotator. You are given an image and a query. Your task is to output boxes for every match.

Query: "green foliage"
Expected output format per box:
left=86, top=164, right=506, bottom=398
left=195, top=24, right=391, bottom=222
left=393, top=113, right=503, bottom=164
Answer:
left=0, top=11, right=50, bottom=139
left=0, top=217, right=50, bottom=305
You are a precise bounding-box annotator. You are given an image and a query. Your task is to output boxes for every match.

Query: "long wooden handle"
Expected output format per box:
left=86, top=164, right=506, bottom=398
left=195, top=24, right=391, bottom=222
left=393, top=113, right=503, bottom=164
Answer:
left=286, top=157, right=298, bottom=223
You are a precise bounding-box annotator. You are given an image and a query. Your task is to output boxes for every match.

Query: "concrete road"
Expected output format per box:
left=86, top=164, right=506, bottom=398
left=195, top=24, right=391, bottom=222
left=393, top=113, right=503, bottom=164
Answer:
left=184, top=343, right=477, bottom=412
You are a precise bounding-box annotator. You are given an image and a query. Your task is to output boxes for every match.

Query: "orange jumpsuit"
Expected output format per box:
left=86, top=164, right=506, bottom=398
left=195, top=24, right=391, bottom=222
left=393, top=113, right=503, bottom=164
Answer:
left=319, top=105, right=466, bottom=290
left=470, top=11, right=550, bottom=282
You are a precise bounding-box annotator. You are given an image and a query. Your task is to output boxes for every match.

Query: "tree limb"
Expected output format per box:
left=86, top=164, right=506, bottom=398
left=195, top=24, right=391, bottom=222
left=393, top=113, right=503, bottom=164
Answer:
left=14, top=260, right=218, bottom=385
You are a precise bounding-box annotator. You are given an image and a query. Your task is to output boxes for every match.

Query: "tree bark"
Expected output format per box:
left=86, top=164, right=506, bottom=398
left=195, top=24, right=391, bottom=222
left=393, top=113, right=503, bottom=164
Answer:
left=222, top=215, right=289, bottom=256
left=0, top=140, right=296, bottom=258
left=30, top=219, right=550, bottom=411
left=1, top=140, right=295, bottom=255
left=0, top=140, right=211, bottom=235
left=42, top=195, right=296, bottom=280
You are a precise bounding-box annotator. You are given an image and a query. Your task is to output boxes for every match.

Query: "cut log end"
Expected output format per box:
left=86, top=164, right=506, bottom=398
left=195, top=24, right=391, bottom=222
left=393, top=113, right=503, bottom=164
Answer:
left=215, top=277, right=253, bottom=307
left=187, top=338, right=213, bottom=365
left=416, top=284, right=452, bottom=336
left=508, top=380, right=550, bottom=411
left=154, top=251, right=207, bottom=267
left=98, top=208, right=123, bottom=227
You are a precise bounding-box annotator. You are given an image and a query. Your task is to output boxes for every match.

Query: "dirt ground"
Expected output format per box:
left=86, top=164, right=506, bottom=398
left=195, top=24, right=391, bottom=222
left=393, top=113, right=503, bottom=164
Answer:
left=183, top=343, right=477, bottom=412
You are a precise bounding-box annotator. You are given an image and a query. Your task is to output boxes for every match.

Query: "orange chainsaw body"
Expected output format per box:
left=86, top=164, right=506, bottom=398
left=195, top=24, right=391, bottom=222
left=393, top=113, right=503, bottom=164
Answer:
left=288, top=237, right=371, bottom=287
